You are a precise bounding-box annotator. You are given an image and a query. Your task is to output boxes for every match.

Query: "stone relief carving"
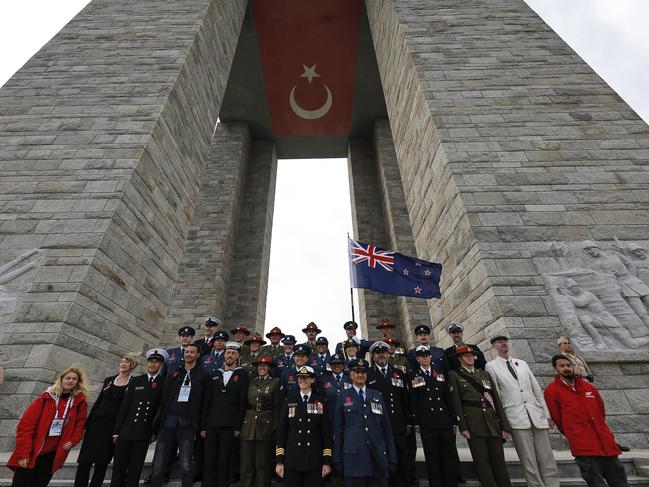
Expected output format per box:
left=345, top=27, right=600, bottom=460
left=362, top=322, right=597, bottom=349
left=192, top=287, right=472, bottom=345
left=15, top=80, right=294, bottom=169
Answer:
left=539, top=239, right=649, bottom=351
left=0, top=249, right=42, bottom=323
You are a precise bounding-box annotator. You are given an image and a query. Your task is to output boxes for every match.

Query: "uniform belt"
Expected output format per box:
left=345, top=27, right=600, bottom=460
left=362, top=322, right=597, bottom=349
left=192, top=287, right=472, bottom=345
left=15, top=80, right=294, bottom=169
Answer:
left=462, top=400, right=489, bottom=408
left=248, top=404, right=272, bottom=412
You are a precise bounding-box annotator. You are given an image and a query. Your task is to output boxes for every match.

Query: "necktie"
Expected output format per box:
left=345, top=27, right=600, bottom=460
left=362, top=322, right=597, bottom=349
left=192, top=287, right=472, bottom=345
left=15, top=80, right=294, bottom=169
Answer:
left=303, top=395, right=308, bottom=404
left=359, top=389, right=365, bottom=402
left=149, top=376, right=154, bottom=383
left=507, top=360, right=518, bottom=381
left=381, top=368, right=387, bottom=377
left=425, top=369, right=430, bottom=377
left=336, top=376, right=341, bottom=384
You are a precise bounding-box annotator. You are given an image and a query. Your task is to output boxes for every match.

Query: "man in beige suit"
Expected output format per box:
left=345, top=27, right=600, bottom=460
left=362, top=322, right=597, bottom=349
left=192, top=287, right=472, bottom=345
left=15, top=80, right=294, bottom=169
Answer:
left=486, top=334, right=560, bottom=487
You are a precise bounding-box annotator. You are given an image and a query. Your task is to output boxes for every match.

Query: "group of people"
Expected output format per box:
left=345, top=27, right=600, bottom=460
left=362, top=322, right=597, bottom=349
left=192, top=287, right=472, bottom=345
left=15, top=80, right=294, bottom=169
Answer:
left=6, top=316, right=628, bottom=487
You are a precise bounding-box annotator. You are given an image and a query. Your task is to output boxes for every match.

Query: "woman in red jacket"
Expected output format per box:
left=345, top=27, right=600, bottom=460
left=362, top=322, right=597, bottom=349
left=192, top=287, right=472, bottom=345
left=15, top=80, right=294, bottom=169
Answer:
left=8, top=365, right=89, bottom=487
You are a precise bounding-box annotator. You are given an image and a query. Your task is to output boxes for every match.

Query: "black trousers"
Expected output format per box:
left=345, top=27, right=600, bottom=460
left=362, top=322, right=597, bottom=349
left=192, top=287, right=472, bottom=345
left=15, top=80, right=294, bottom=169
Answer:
left=344, top=476, right=387, bottom=487
left=420, top=428, right=458, bottom=487
left=467, top=436, right=512, bottom=487
left=575, top=456, right=628, bottom=487
left=390, top=433, right=410, bottom=487
left=11, top=451, right=56, bottom=487
left=110, top=439, right=149, bottom=487
left=285, top=469, right=323, bottom=487
left=74, top=462, right=109, bottom=487
left=203, top=427, right=237, bottom=487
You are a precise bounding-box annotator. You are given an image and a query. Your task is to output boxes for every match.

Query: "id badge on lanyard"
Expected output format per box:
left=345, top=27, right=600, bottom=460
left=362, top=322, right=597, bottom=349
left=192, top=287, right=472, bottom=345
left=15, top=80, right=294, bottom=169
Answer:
left=178, top=372, right=191, bottom=403
left=49, top=396, right=73, bottom=437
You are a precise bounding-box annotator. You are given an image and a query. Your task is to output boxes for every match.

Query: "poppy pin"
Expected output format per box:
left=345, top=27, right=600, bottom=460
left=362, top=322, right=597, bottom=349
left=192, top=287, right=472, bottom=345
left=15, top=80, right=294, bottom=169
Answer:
left=515, top=361, right=519, bottom=366
left=172, top=371, right=179, bottom=380
left=151, top=382, right=158, bottom=389
left=289, top=376, right=294, bottom=381
left=233, top=375, right=239, bottom=382
left=345, top=396, right=353, bottom=404
left=393, top=372, right=399, bottom=378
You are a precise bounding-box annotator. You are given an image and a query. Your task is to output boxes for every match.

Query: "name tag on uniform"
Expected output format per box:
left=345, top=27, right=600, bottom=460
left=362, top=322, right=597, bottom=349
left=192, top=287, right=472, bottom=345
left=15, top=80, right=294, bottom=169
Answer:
left=371, top=401, right=383, bottom=415
left=49, top=419, right=64, bottom=436
left=135, top=386, right=145, bottom=390
left=482, top=380, right=492, bottom=389
left=391, top=377, right=404, bottom=388
left=412, top=376, right=425, bottom=388
left=436, top=375, right=445, bottom=382
left=178, top=385, right=191, bottom=402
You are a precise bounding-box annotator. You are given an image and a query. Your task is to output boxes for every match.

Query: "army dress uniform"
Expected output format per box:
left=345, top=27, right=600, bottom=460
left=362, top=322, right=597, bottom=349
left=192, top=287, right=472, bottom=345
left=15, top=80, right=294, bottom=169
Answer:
left=449, top=354, right=512, bottom=487
left=276, top=388, right=332, bottom=486
left=444, top=343, right=487, bottom=371
left=240, top=362, right=280, bottom=487
left=111, top=372, right=165, bottom=487
left=367, top=361, right=412, bottom=487
left=408, top=366, right=458, bottom=487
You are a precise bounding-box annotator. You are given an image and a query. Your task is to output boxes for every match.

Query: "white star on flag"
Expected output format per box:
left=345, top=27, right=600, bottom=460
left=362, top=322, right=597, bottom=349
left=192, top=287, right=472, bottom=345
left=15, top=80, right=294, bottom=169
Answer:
left=403, top=269, right=409, bottom=276
left=424, top=269, right=431, bottom=276
left=414, top=286, right=422, bottom=294
left=300, top=65, right=320, bottom=84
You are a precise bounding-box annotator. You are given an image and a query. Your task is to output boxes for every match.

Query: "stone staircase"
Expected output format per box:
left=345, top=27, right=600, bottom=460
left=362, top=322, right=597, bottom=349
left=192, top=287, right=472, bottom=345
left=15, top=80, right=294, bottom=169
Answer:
left=1, top=448, right=649, bottom=486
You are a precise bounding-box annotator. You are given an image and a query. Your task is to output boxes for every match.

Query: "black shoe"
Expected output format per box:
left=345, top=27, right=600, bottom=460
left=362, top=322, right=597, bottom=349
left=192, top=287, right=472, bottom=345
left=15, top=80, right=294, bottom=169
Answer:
left=618, top=443, right=630, bottom=452
left=143, top=475, right=152, bottom=485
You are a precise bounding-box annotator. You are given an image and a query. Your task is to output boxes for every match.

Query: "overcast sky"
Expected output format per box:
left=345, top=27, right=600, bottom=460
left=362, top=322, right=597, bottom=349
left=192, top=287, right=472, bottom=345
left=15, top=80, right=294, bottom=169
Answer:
left=1, top=1, right=648, bottom=344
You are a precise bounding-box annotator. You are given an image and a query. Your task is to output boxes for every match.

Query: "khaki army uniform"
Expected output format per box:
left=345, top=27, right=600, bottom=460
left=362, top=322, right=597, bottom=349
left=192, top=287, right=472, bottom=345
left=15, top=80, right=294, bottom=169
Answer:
left=261, top=344, right=283, bottom=360
left=449, top=367, right=512, bottom=487
left=240, top=350, right=262, bottom=375
left=240, top=374, right=280, bottom=487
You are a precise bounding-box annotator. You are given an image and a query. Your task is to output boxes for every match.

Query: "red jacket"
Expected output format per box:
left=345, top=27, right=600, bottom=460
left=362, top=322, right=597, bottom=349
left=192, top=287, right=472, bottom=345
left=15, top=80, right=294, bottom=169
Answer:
left=7, top=390, right=87, bottom=473
left=544, top=375, right=620, bottom=457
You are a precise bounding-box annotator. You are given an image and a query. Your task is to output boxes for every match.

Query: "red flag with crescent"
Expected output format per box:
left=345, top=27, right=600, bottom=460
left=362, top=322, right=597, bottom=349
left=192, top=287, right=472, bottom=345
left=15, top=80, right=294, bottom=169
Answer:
left=253, top=0, right=361, bottom=137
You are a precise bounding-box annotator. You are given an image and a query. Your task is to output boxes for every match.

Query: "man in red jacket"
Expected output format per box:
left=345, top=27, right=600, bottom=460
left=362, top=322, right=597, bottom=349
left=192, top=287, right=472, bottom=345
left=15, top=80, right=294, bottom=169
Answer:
left=544, top=354, right=628, bottom=487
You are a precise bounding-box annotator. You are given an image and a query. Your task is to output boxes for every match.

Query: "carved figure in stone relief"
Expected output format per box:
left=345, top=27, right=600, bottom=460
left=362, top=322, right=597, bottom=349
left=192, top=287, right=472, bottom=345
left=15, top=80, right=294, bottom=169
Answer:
left=556, top=278, right=638, bottom=349
left=582, top=241, right=649, bottom=326
left=612, top=238, right=649, bottom=286
left=0, top=249, right=40, bottom=320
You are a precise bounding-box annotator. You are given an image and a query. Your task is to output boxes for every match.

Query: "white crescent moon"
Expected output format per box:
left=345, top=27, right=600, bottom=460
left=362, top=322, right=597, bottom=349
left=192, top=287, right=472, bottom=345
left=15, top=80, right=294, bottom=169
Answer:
left=289, top=84, right=333, bottom=120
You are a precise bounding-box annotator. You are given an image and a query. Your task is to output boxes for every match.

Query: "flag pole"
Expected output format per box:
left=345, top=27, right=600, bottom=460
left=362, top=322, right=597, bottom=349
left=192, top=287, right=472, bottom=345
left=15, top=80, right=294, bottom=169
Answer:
left=347, top=233, right=356, bottom=323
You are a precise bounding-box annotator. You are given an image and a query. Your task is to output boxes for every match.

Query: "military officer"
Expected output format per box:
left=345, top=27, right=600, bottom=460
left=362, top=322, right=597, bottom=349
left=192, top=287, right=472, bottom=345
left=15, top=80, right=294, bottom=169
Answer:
left=319, top=354, right=352, bottom=425
left=366, top=342, right=412, bottom=487
left=280, top=344, right=312, bottom=398
left=261, top=327, right=285, bottom=359
left=444, top=323, right=487, bottom=371
left=333, top=359, right=397, bottom=487
left=275, top=366, right=332, bottom=487
left=240, top=333, right=267, bottom=374
left=301, top=322, right=321, bottom=348
left=384, top=337, right=410, bottom=374
left=334, top=321, right=372, bottom=359
left=448, top=344, right=512, bottom=487
left=240, top=357, right=280, bottom=487
left=195, top=317, right=221, bottom=356
left=231, top=324, right=252, bottom=346
left=201, top=341, right=248, bottom=487
left=376, top=320, right=397, bottom=340
left=163, top=326, right=195, bottom=376
left=406, top=325, right=449, bottom=375
left=310, top=337, right=331, bottom=371
left=409, top=346, right=458, bottom=487
left=275, top=335, right=297, bottom=377
left=341, top=339, right=362, bottom=368
left=111, top=348, right=168, bottom=487
left=200, top=330, right=229, bottom=377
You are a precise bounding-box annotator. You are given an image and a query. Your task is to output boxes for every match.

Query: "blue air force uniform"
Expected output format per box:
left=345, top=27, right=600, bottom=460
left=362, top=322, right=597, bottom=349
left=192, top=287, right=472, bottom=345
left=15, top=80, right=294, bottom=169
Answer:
left=333, top=360, right=397, bottom=487
left=200, top=350, right=225, bottom=377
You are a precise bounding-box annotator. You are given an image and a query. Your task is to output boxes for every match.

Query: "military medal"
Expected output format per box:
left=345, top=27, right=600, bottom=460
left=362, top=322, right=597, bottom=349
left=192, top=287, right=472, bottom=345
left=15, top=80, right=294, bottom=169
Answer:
left=288, top=406, right=296, bottom=418
left=412, top=376, right=425, bottom=388
left=370, top=401, right=383, bottom=415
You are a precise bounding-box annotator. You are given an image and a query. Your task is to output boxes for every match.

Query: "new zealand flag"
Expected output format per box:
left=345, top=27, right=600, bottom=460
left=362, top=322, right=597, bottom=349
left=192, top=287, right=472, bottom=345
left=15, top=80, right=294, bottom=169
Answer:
left=348, top=239, right=442, bottom=299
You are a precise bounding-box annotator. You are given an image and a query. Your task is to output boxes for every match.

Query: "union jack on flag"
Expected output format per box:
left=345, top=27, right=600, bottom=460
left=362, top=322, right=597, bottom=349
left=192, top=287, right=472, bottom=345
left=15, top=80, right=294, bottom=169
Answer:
left=348, top=238, right=442, bottom=299
left=350, top=240, right=395, bottom=272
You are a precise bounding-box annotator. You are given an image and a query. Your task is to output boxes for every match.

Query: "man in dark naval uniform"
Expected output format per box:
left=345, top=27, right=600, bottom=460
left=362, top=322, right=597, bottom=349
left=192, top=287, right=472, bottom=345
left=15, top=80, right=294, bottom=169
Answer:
left=333, top=359, right=397, bottom=487
left=366, top=342, right=412, bottom=487
left=275, top=366, right=332, bottom=487
left=201, top=341, right=249, bottom=487
left=406, top=325, right=449, bottom=375
left=163, top=326, right=195, bottom=377
left=409, top=346, right=458, bottom=487
left=334, top=321, right=372, bottom=360
left=443, top=322, right=487, bottom=371
left=195, top=317, right=221, bottom=356
left=111, top=348, right=168, bottom=487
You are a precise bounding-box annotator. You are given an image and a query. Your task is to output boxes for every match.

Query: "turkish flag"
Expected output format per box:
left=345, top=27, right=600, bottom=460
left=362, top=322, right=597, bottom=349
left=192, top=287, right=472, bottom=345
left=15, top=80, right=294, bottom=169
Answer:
left=253, top=0, right=361, bottom=137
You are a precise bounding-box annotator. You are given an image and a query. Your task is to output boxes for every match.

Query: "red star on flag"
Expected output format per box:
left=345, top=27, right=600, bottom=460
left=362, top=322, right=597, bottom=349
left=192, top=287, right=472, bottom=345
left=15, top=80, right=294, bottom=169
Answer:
left=414, top=286, right=422, bottom=294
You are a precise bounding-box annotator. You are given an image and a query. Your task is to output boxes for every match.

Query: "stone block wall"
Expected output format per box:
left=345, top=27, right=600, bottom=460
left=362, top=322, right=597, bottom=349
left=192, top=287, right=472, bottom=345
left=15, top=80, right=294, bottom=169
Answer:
left=0, top=0, right=247, bottom=448
left=366, top=0, right=649, bottom=444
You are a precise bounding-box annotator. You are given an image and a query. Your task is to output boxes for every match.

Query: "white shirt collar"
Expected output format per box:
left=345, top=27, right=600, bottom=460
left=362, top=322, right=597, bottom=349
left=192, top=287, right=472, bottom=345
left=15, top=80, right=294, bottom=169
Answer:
left=301, top=390, right=312, bottom=401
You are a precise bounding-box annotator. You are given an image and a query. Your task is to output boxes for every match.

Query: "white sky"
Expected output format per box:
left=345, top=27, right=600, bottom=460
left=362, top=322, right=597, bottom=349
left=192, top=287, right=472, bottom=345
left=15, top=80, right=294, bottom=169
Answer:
left=1, top=1, right=648, bottom=344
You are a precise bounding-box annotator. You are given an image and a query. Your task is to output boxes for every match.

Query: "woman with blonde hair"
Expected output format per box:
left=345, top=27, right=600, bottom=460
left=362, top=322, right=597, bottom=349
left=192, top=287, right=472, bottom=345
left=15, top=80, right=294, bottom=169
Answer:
left=74, top=354, right=139, bottom=487
left=7, top=364, right=89, bottom=487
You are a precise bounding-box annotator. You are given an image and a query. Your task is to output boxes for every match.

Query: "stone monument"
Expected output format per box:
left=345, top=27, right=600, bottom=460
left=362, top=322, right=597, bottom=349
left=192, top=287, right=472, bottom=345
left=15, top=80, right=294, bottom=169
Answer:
left=0, top=0, right=649, bottom=449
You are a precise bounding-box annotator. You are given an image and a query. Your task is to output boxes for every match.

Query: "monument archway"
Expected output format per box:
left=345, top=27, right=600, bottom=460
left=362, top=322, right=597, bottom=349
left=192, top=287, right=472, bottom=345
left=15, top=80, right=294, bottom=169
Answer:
left=1, top=0, right=649, bottom=448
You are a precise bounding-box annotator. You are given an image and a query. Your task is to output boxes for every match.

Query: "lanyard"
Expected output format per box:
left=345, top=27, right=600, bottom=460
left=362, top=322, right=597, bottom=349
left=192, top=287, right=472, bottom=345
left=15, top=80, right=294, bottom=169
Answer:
left=54, top=395, right=74, bottom=421
left=183, top=370, right=191, bottom=387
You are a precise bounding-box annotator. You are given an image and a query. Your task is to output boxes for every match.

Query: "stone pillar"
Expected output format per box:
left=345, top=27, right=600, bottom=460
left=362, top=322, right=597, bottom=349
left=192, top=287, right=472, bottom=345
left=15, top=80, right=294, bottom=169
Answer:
left=373, top=120, right=433, bottom=348
left=366, top=0, right=649, bottom=445
left=164, top=122, right=251, bottom=344
left=0, top=0, right=247, bottom=448
left=348, top=138, right=401, bottom=341
left=224, top=140, right=277, bottom=332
